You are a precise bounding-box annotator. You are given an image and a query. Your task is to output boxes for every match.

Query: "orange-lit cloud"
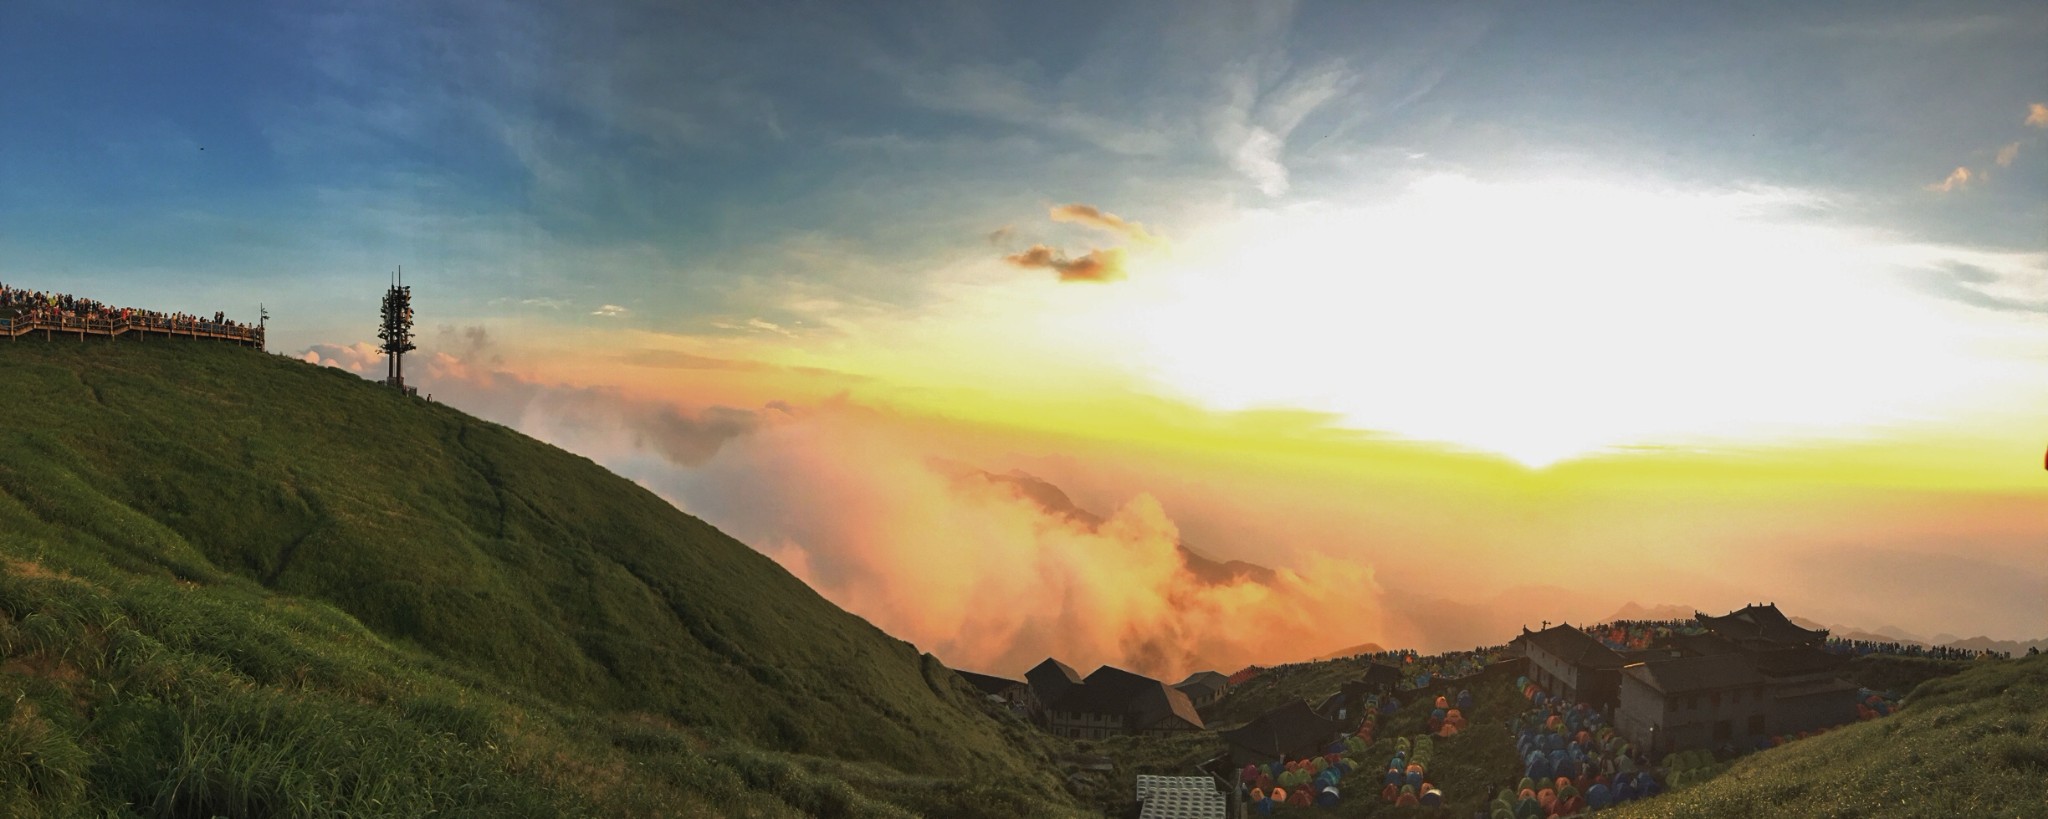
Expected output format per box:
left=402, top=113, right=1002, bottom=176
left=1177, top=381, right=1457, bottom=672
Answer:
left=671, top=412, right=1387, bottom=681
left=299, top=341, right=381, bottom=372
left=1004, top=244, right=1128, bottom=282
left=2028, top=103, right=2048, bottom=128
left=1050, top=203, right=1162, bottom=245
left=1926, top=166, right=1973, bottom=192
left=1996, top=142, right=2020, bottom=167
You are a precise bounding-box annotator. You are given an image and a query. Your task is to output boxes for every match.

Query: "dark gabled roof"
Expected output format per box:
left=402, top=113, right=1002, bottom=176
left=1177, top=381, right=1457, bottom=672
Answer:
left=1670, top=632, right=1743, bottom=657
left=1219, top=701, right=1338, bottom=761
left=1174, top=671, right=1229, bottom=702
left=1622, top=653, right=1764, bottom=695
left=1516, top=624, right=1626, bottom=670
left=956, top=670, right=1025, bottom=697
left=1696, top=604, right=1827, bottom=646
left=1027, top=658, right=1083, bottom=704
left=1175, top=670, right=1228, bottom=690
left=1148, top=683, right=1205, bottom=731
left=1749, top=646, right=1848, bottom=677
left=1067, top=666, right=1204, bottom=730
left=1360, top=663, right=1402, bottom=686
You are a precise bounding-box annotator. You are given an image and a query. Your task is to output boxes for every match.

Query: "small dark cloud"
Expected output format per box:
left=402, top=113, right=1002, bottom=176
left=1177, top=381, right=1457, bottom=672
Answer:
left=987, top=225, right=1015, bottom=245
left=434, top=325, right=502, bottom=367
left=1004, top=244, right=1127, bottom=283
left=635, top=405, right=762, bottom=466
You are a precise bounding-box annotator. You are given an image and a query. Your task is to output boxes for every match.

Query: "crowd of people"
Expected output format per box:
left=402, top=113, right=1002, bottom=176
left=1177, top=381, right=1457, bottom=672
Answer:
left=1234, top=644, right=1513, bottom=695
left=0, top=281, right=258, bottom=339
left=1823, top=638, right=2009, bottom=661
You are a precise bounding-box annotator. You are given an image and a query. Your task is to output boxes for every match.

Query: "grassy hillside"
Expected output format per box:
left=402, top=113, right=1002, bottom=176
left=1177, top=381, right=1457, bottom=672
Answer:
left=1611, top=653, right=2048, bottom=819
left=0, top=339, right=1085, bottom=817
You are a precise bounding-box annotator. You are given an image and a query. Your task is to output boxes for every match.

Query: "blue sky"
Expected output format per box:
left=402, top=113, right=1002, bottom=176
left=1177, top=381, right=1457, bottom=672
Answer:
left=4, top=0, right=2043, bottom=353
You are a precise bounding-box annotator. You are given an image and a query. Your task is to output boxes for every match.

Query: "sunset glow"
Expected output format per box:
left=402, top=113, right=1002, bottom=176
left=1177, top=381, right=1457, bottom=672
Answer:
left=8, top=0, right=2046, bottom=680
left=1122, top=175, right=2017, bottom=466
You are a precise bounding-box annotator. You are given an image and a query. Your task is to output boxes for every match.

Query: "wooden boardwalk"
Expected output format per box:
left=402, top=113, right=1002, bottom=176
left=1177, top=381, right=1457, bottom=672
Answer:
left=1, top=313, right=264, bottom=348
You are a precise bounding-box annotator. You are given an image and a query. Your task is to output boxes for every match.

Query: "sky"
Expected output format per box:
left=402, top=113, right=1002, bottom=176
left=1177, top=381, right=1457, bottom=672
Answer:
left=4, top=1, right=2046, bottom=680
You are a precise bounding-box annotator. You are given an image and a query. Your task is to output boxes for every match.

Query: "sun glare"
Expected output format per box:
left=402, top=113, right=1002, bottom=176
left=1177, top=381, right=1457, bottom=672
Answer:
left=1117, top=174, right=1998, bottom=467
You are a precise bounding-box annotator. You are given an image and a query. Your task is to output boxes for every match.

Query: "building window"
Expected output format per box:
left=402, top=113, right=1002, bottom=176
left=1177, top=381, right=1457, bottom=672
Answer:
left=1733, top=690, right=1743, bottom=704
left=1714, top=720, right=1732, bottom=742
left=1748, top=714, right=1766, bottom=735
left=1687, top=695, right=1699, bottom=711
left=1710, top=692, right=1721, bottom=708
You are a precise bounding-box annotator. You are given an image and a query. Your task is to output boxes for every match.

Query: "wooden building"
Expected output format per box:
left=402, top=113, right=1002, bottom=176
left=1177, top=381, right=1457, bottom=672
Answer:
left=1615, top=605, right=1857, bottom=756
left=1695, top=603, right=1829, bottom=650
left=1030, top=661, right=1205, bottom=740
left=1512, top=623, right=1628, bottom=709
left=1026, top=658, right=1084, bottom=724
left=1219, top=700, right=1341, bottom=768
left=1173, top=671, right=1230, bottom=709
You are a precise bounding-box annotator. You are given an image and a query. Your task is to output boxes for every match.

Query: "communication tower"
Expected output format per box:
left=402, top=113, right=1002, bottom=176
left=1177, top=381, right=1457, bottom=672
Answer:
left=378, top=268, right=417, bottom=394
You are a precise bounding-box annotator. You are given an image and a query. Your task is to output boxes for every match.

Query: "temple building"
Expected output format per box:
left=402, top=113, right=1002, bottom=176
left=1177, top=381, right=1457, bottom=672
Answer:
left=1615, top=604, right=1858, bottom=756
left=1512, top=623, right=1629, bottom=709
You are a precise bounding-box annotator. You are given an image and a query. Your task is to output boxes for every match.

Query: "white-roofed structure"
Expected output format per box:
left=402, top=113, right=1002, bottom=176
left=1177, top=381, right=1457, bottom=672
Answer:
left=1133, top=775, right=1224, bottom=819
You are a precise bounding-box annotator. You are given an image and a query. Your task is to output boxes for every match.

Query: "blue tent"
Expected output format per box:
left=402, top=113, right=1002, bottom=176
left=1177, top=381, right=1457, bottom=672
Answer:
left=1586, top=783, right=1611, bottom=809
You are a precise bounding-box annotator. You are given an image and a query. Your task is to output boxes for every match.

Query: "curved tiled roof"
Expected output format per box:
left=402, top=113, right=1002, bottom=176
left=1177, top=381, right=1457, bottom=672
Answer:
left=1696, top=604, right=1828, bottom=646
left=1517, top=623, right=1627, bottom=669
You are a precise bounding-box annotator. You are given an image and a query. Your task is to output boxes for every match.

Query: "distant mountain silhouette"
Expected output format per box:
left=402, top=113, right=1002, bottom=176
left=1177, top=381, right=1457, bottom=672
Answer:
left=1313, top=642, right=1389, bottom=661
left=1605, top=601, right=1697, bottom=621
left=1935, top=635, right=2048, bottom=655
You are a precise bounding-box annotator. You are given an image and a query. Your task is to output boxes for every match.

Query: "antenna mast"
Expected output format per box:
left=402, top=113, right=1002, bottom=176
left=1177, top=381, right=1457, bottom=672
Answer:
left=378, top=267, right=417, bottom=395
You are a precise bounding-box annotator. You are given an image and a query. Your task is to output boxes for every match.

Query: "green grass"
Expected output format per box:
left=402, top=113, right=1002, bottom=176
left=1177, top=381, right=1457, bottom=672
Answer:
left=1842, top=654, right=1972, bottom=696
left=0, top=339, right=1088, bottom=817
left=1609, top=652, right=2048, bottom=819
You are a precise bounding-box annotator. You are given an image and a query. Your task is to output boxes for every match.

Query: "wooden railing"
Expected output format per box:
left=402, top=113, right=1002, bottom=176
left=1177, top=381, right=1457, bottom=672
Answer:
left=0, top=312, right=264, bottom=347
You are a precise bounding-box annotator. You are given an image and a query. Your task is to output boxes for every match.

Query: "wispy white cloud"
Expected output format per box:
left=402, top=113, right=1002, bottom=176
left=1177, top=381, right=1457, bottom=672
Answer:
left=894, top=62, right=1173, bottom=155
left=1208, top=60, right=1355, bottom=197
left=592, top=304, right=629, bottom=317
